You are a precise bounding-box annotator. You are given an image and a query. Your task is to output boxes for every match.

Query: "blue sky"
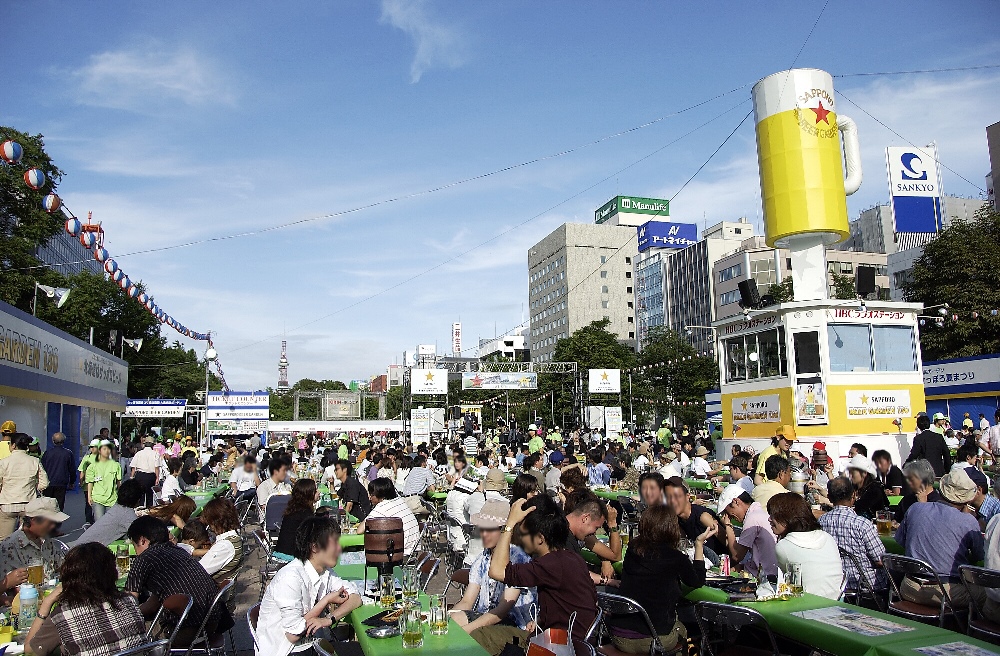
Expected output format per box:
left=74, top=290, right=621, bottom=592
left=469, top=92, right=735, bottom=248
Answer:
left=4, top=1, right=999, bottom=389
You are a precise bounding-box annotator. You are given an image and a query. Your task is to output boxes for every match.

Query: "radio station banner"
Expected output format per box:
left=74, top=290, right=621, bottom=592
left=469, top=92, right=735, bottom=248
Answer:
left=411, top=369, right=448, bottom=395
left=125, top=399, right=187, bottom=418
left=207, top=419, right=267, bottom=435
left=588, top=369, right=621, bottom=394
left=731, top=394, right=781, bottom=424
left=845, top=389, right=912, bottom=419
left=886, top=146, right=943, bottom=234
left=461, top=372, right=538, bottom=390
left=411, top=408, right=431, bottom=444
left=605, top=407, right=623, bottom=441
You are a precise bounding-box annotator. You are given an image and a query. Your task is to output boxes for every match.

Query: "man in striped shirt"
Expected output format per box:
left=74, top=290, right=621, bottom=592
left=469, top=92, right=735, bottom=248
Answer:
left=464, top=432, right=479, bottom=458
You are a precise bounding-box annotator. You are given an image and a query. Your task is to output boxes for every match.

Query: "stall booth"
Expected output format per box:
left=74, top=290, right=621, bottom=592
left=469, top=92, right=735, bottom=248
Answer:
left=0, top=299, right=127, bottom=463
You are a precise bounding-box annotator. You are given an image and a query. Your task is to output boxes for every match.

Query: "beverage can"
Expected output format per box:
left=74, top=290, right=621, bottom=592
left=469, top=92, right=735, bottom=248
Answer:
left=720, top=554, right=730, bottom=576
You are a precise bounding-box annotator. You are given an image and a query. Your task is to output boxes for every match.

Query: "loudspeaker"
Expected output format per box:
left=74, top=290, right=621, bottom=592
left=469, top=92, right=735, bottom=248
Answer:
left=856, top=266, right=877, bottom=297
left=737, top=279, right=761, bottom=309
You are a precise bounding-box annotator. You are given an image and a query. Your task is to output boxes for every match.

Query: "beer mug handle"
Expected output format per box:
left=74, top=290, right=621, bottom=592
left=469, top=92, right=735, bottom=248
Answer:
left=838, top=114, right=862, bottom=196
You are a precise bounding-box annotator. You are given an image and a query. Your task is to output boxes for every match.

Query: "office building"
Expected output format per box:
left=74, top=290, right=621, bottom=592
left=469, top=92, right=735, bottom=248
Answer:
left=34, top=230, right=102, bottom=276
left=528, top=222, right=637, bottom=362
left=839, top=195, right=987, bottom=255
left=988, top=120, right=999, bottom=211
left=478, top=322, right=529, bottom=361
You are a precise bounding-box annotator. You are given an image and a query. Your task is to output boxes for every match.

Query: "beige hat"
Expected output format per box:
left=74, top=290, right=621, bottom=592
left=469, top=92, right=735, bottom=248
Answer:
left=638, top=443, right=649, bottom=455
left=24, top=497, right=70, bottom=523
left=940, top=468, right=977, bottom=505
left=470, top=499, right=511, bottom=529
left=695, top=446, right=710, bottom=457
left=663, top=451, right=677, bottom=462
left=484, top=468, right=507, bottom=492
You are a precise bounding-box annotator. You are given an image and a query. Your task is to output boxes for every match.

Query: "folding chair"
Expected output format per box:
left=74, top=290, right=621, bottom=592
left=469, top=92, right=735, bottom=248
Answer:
left=443, top=568, right=470, bottom=602
left=112, top=639, right=170, bottom=656
left=264, top=495, right=291, bottom=534
left=839, top=547, right=884, bottom=611
left=694, top=601, right=783, bottom=656
left=170, top=578, right=234, bottom=656
left=959, top=565, right=1000, bottom=643
left=595, top=592, right=684, bottom=656
left=253, top=527, right=288, bottom=601
left=247, top=603, right=261, bottom=649
left=416, top=555, right=442, bottom=594
left=881, top=554, right=966, bottom=630
left=145, top=594, right=194, bottom=651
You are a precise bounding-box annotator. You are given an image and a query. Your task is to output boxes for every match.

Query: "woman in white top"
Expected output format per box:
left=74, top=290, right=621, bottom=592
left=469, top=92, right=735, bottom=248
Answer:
left=159, top=457, right=184, bottom=502
left=767, top=492, right=843, bottom=600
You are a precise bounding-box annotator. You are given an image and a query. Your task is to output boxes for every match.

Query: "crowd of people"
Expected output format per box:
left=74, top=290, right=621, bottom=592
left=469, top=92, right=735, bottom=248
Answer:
left=1, top=409, right=999, bottom=655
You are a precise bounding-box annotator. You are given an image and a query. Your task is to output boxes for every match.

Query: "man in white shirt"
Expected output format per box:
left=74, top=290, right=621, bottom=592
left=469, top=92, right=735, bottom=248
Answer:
left=256, top=515, right=362, bottom=656
left=632, top=443, right=651, bottom=470
left=257, top=459, right=292, bottom=511
left=160, top=458, right=184, bottom=502
left=671, top=442, right=690, bottom=468
left=658, top=451, right=683, bottom=478
left=690, top=446, right=723, bottom=478
left=229, top=456, right=261, bottom=502
left=129, top=437, right=163, bottom=508
left=359, top=478, right=420, bottom=557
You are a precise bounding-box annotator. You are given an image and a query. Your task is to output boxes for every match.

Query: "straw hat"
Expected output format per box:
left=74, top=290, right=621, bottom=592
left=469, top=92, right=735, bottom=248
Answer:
left=470, top=499, right=511, bottom=529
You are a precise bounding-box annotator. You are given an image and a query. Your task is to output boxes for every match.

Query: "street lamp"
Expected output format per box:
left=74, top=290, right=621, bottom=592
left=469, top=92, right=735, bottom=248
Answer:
left=203, top=343, right=216, bottom=448
left=32, top=283, right=71, bottom=316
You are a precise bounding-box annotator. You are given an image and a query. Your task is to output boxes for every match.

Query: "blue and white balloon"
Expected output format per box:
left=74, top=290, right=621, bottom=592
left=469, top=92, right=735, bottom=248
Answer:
left=65, top=218, right=82, bottom=236
left=23, top=168, right=45, bottom=190
left=0, top=141, right=23, bottom=164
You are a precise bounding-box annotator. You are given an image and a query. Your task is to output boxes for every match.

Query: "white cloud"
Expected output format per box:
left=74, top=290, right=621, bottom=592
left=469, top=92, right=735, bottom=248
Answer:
left=68, top=45, right=235, bottom=111
left=380, top=0, right=466, bottom=83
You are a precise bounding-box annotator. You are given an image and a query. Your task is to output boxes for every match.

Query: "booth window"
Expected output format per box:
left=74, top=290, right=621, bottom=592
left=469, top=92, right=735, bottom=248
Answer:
left=872, top=325, right=917, bottom=371
left=793, top=331, right=821, bottom=375
left=724, top=327, right=786, bottom=383
left=827, top=323, right=917, bottom=373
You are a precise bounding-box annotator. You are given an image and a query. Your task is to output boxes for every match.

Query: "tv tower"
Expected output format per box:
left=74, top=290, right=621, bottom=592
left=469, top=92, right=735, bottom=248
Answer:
left=277, top=340, right=289, bottom=392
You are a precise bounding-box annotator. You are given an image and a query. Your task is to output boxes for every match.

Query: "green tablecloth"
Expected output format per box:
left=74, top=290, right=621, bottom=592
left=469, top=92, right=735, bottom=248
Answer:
left=107, top=539, right=136, bottom=556
left=428, top=491, right=448, bottom=501
left=349, top=596, right=489, bottom=656
left=684, top=479, right=715, bottom=491
left=505, top=474, right=516, bottom=484
left=185, top=484, right=229, bottom=499
left=887, top=495, right=902, bottom=507
left=591, top=488, right=636, bottom=502
left=881, top=534, right=904, bottom=555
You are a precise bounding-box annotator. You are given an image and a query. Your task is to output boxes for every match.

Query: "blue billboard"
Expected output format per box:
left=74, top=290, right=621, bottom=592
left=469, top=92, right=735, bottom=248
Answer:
left=636, top=220, right=698, bottom=252
left=887, top=146, right=943, bottom=234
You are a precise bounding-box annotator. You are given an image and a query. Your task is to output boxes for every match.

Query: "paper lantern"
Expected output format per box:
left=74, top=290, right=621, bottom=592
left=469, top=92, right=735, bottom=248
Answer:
left=128, top=285, right=140, bottom=299
left=42, top=194, right=61, bottom=213
left=65, top=218, right=82, bottom=236
left=111, top=269, right=125, bottom=283
left=23, top=169, right=45, bottom=190
left=137, top=292, right=148, bottom=305
left=119, top=275, right=131, bottom=290
left=1, top=140, right=23, bottom=164
left=79, top=232, right=97, bottom=248
left=93, top=247, right=109, bottom=263
left=104, top=259, right=118, bottom=275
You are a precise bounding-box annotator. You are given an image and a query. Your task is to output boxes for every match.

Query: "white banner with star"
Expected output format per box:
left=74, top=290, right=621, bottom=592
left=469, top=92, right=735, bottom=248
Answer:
left=732, top=394, right=781, bottom=424
left=845, top=390, right=911, bottom=419
left=588, top=369, right=621, bottom=394
left=411, top=369, right=448, bottom=395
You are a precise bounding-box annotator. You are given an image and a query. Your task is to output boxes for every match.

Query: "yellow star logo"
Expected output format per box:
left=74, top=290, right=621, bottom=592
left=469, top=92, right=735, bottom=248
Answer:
left=601, top=372, right=609, bottom=381
left=741, top=401, right=748, bottom=410
left=425, top=371, right=435, bottom=382
left=860, top=394, right=869, bottom=405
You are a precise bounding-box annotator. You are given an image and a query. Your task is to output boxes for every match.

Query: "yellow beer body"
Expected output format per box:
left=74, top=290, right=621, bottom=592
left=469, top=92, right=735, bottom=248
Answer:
left=752, top=69, right=850, bottom=247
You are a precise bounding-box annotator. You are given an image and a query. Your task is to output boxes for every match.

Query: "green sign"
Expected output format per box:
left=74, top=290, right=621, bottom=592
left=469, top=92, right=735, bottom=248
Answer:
left=595, top=195, right=670, bottom=223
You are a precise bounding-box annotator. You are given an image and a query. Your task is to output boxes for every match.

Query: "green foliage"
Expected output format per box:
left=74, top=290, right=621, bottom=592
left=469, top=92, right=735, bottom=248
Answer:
left=831, top=272, right=856, bottom=300
left=634, top=326, right=718, bottom=427
left=904, top=205, right=1000, bottom=361
left=767, top=277, right=794, bottom=304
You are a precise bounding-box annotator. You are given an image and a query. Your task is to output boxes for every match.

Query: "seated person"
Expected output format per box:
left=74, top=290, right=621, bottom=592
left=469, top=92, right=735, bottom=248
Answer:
left=818, top=476, right=887, bottom=593
left=638, top=472, right=666, bottom=509
left=563, top=489, right=621, bottom=585
left=198, top=498, right=244, bottom=582
left=894, top=459, right=941, bottom=522
left=663, top=477, right=727, bottom=563
left=160, top=457, right=184, bottom=501
left=257, top=516, right=362, bottom=656
left=752, top=455, right=791, bottom=508
left=607, top=505, right=713, bottom=654
left=872, top=449, right=909, bottom=497
left=0, top=498, right=69, bottom=577
left=125, top=516, right=235, bottom=646
left=767, top=493, right=843, bottom=599
left=716, top=485, right=778, bottom=578
left=71, top=479, right=144, bottom=547
left=358, top=478, right=421, bottom=557
left=275, top=478, right=320, bottom=557
left=178, top=520, right=211, bottom=555
left=27, top=543, right=146, bottom=656
left=451, top=500, right=536, bottom=656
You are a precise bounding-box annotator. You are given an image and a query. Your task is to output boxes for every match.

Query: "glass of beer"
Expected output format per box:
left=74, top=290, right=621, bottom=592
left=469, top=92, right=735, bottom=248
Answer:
left=400, top=605, right=424, bottom=649
left=402, top=566, right=420, bottom=604
left=787, top=563, right=803, bottom=595
left=876, top=510, right=893, bottom=535
left=620, top=525, right=630, bottom=548
left=116, top=546, right=131, bottom=578
left=379, top=574, right=396, bottom=608
left=429, top=596, right=448, bottom=636
left=27, top=561, right=44, bottom=586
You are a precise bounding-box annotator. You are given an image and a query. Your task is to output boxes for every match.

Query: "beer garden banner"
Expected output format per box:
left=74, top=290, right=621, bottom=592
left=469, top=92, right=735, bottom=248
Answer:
left=461, top=372, right=538, bottom=390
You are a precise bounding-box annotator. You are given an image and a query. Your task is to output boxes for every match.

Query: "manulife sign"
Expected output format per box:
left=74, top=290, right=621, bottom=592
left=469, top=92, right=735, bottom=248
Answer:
left=595, top=195, right=670, bottom=227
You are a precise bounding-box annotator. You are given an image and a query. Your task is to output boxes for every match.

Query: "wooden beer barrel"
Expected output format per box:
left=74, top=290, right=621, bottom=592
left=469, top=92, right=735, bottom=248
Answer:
left=364, top=517, right=405, bottom=565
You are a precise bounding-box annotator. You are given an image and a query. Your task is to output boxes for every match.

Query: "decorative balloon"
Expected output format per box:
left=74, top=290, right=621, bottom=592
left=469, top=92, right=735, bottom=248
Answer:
left=42, top=194, right=61, bottom=213
left=23, top=169, right=45, bottom=190
left=65, top=218, right=82, bottom=236
left=79, top=232, right=97, bottom=248
left=93, top=247, right=109, bottom=263
left=128, top=285, right=140, bottom=299
left=111, top=269, right=125, bottom=283
left=0, top=140, right=23, bottom=164
left=137, top=292, right=148, bottom=305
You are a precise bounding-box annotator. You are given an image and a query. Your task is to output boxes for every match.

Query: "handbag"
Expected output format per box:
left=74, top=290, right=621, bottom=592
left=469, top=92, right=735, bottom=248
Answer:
left=526, top=608, right=576, bottom=656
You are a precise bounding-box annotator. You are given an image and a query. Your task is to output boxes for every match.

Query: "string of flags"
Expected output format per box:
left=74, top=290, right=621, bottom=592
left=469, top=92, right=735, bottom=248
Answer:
left=2, top=138, right=228, bottom=391
left=919, top=310, right=1000, bottom=327
left=623, top=352, right=715, bottom=374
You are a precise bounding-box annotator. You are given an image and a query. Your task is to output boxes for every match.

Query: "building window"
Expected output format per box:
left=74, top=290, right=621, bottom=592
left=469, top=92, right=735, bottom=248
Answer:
left=629, top=332, right=635, bottom=339
left=601, top=256, right=607, bottom=264
left=751, top=258, right=777, bottom=287
left=720, top=290, right=739, bottom=306
left=627, top=316, right=634, bottom=323
left=625, top=271, right=632, bottom=279
left=827, top=323, right=917, bottom=373
left=625, top=257, right=631, bottom=264
left=600, top=271, right=608, bottom=278
left=827, top=324, right=871, bottom=372
left=602, top=301, right=609, bottom=309
left=719, top=263, right=742, bottom=283
left=626, top=287, right=632, bottom=293
left=601, top=285, right=609, bottom=293
left=723, top=327, right=787, bottom=382
left=627, top=301, right=633, bottom=309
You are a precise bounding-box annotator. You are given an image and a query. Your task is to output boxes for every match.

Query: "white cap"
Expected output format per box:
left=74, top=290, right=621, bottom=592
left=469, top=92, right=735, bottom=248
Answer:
left=528, top=424, right=538, bottom=431
left=717, top=483, right=746, bottom=512
left=846, top=455, right=877, bottom=476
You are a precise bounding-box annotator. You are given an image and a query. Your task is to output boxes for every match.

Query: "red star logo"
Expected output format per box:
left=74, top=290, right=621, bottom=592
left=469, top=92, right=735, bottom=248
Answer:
left=470, top=374, right=483, bottom=387
left=810, top=100, right=831, bottom=125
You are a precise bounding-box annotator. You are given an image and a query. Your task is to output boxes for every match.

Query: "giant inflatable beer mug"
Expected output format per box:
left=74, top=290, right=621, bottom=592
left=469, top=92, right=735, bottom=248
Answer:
left=752, top=69, right=861, bottom=300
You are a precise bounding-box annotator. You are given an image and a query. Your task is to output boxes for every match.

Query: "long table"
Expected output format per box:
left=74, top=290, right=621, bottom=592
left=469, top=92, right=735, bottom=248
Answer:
left=348, top=596, right=488, bottom=656
left=682, top=588, right=1000, bottom=656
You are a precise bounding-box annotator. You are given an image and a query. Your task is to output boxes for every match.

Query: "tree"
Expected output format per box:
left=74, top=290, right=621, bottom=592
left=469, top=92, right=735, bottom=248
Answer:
left=831, top=272, right=856, bottom=300
left=767, top=277, right=794, bottom=304
left=904, top=205, right=1000, bottom=361
left=634, top=326, right=718, bottom=427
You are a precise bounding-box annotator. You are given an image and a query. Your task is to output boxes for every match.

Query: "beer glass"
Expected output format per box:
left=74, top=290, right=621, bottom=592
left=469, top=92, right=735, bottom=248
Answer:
left=402, top=566, right=420, bottom=604
left=876, top=510, right=893, bottom=535
left=379, top=574, right=396, bottom=609
left=787, top=563, right=803, bottom=595
left=26, top=560, right=44, bottom=586
left=116, top=546, right=131, bottom=578
left=429, top=594, right=448, bottom=635
left=400, top=605, right=424, bottom=649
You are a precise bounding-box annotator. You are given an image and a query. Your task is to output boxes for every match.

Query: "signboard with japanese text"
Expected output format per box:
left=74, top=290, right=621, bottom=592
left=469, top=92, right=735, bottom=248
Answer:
left=636, top=220, right=698, bottom=252
left=206, top=392, right=269, bottom=435
left=461, top=372, right=538, bottom=390
left=588, top=369, right=621, bottom=394
left=411, top=369, right=448, bottom=395
left=605, top=407, right=623, bottom=441
left=731, top=394, right=781, bottom=424
left=125, top=399, right=186, bottom=418
left=923, top=354, right=1000, bottom=397
left=845, top=390, right=911, bottom=419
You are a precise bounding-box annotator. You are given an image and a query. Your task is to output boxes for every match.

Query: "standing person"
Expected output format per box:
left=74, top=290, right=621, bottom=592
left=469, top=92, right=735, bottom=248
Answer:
left=334, top=460, right=372, bottom=520
left=0, top=421, right=15, bottom=459
left=77, top=439, right=100, bottom=526
left=715, top=484, right=778, bottom=578
left=40, top=431, right=76, bottom=511
left=129, top=437, right=162, bottom=509
left=607, top=505, right=714, bottom=654
left=526, top=425, right=544, bottom=455
left=906, top=413, right=951, bottom=477
left=488, top=495, right=598, bottom=646
left=256, top=516, right=362, bottom=656
left=766, top=493, right=843, bottom=599
left=0, top=433, right=50, bottom=539
left=86, top=441, right=122, bottom=521
left=26, top=542, right=146, bottom=656
left=119, top=435, right=137, bottom=481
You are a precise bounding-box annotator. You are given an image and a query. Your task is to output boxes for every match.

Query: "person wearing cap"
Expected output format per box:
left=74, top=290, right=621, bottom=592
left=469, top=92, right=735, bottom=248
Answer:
left=0, top=433, right=50, bottom=540
left=452, top=499, right=536, bottom=654
left=754, top=425, right=795, bottom=485
left=716, top=484, right=778, bottom=578
left=632, top=443, right=651, bottom=470
left=0, top=496, right=68, bottom=576
left=548, top=425, right=563, bottom=447
left=905, top=413, right=951, bottom=477
left=526, top=425, right=544, bottom=455
left=467, top=469, right=508, bottom=519
left=690, top=445, right=724, bottom=479
left=657, top=451, right=682, bottom=478
left=656, top=419, right=672, bottom=448
left=86, top=440, right=123, bottom=521
left=544, top=451, right=567, bottom=490
left=130, top=436, right=163, bottom=508
left=895, top=468, right=985, bottom=610
left=0, top=421, right=15, bottom=460
left=752, top=455, right=791, bottom=508
left=40, top=431, right=77, bottom=512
